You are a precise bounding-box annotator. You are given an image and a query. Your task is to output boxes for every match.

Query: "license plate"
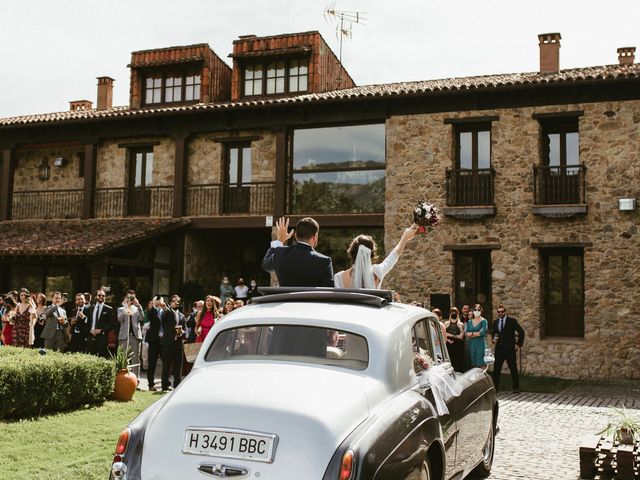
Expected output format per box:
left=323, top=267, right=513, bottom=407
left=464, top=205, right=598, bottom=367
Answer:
left=183, top=427, right=277, bottom=463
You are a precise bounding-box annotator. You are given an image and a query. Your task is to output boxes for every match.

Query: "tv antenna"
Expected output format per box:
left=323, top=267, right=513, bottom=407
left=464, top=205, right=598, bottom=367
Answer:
left=324, top=3, right=366, bottom=64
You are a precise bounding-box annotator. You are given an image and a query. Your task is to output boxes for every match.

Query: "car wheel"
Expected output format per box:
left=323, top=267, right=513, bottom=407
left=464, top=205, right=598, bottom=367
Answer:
left=472, top=421, right=495, bottom=477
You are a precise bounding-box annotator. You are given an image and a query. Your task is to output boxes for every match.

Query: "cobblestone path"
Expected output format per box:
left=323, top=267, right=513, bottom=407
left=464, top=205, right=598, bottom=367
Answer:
left=470, top=381, right=640, bottom=480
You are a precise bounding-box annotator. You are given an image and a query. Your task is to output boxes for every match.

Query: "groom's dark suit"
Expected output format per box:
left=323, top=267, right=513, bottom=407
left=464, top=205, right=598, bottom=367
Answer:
left=491, top=315, right=525, bottom=390
left=262, top=242, right=334, bottom=287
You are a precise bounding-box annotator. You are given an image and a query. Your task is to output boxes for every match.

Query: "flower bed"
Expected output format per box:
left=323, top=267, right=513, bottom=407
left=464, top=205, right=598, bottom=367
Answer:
left=0, top=346, right=115, bottom=419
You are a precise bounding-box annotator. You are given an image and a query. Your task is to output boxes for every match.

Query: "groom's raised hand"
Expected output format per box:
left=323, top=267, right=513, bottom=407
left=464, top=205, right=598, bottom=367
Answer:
left=276, top=217, right=295, bottom=243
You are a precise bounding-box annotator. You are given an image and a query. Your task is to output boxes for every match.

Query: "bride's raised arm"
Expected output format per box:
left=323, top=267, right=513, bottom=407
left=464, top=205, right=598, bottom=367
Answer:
left=372, top=224, right=418, bottom=282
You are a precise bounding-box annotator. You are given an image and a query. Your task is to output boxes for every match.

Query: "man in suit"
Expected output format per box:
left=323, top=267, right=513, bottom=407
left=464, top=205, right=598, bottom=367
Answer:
left=117, top=290, right=144, bottom=378
left=67, top=293, right=89, bottom=353
left=491, top=305, right=525, bottom=392
left=262, top=217, right=334, bottom=287
left=145, top=295, right=165, bottom=392
left=41, top=291, right=68, bottom=351
left=160, top=294, right=187, bottom=392
left=86, top=289, right=115, bottom=358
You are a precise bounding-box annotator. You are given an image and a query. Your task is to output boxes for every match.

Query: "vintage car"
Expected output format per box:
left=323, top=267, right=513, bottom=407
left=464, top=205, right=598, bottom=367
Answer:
left=110, top=288, right=497, bottom=480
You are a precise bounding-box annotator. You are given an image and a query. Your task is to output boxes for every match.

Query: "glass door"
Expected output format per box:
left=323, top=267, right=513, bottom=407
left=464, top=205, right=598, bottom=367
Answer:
left=223, top=145, right=252, bottom=213
left=127, top=148, right=153, bottom=216
left=454, top=250, right=492, bottom=319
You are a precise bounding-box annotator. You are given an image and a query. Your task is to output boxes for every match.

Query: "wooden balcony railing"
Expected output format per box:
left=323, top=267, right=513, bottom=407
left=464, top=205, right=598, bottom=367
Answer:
left=94, top=187, right=174, bottom=218
left=533, top=165, right=586, bottom=205
left=185, top=182, right=275, bottom=216
left=445, top=168, right=495, bottom=206
left=9, top=183, right=276, bottom=220
left=12, top=189, right=83, bottom=220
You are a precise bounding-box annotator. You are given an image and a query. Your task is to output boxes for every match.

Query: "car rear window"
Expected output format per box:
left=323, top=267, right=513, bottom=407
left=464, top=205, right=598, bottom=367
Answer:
left=204, top=325, right=369, bottom=371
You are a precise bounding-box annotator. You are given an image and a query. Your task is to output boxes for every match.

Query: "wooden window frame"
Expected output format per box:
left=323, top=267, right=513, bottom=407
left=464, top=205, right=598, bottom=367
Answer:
left=128, top=147, right=154, bottom=189
left=224, top=143, right=252, bottom=185
left=143, top=69, right=202, bottom=106
left=455, top=122, right=491, bottom=170
left=540, top=117, right=579, bottom=167
left=541, top=247, right=585, bottom=338
left=242, top=57, right=309, bottom=98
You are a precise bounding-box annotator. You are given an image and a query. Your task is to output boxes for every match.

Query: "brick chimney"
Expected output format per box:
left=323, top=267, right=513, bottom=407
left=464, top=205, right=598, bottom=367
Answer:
left=69, top=100, right=93, bottom=111
left=96, top=76, right=115, bottom=110
left=538, top=33, right=561, bottom=73
left=617, top=47, right=636, bottom=66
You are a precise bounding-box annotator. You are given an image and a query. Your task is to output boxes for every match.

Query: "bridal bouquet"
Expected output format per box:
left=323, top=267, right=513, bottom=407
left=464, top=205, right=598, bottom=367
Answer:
left=413, top=201, right=442, bottom=233
left=413, top=349, right=434, bottom=373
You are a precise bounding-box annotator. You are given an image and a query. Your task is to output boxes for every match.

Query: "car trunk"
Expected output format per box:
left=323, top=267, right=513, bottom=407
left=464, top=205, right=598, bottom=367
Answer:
left=141, top=362, right=372, bottom=479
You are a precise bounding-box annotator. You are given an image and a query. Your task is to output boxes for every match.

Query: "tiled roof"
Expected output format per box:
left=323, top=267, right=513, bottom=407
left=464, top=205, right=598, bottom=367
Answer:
left=128, top=56, right=205, bottom=68
left=0, top=218, right=189, bottom=256
left=2, top=63, right=639, bottom=128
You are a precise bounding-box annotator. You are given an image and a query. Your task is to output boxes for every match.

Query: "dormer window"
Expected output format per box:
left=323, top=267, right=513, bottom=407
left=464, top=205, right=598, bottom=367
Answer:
left=242, top=59, right=308, bottom=97
left=144, top=70, right=201, bottom=106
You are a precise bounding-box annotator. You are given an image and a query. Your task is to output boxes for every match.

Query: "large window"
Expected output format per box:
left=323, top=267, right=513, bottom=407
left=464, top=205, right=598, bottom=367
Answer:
left=223, top=144, right=252, bottom=213
left=457, top=124, right=491, bottom=170
left=243, top=59, right=308, bottom=97
left=541, top=248, right=584, bottom=337
left=291, top=124, right=386, bottom=214
left=449, top=123, right=493, bottom=206
left=144, top=70, right=201, bottom=105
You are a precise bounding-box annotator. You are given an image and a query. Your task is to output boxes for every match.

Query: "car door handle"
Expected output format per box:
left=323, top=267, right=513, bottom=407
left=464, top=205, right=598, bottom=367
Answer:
left=198, top=463, right=249, bottom=477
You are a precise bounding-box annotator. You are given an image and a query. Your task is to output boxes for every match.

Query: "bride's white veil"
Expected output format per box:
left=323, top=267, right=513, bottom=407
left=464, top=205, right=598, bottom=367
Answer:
left=352, top=244, right=376, bottom=289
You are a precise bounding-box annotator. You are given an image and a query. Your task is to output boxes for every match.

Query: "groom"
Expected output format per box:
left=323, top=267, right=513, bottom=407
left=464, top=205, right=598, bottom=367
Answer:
left=262, top=217, right=334, bottom=287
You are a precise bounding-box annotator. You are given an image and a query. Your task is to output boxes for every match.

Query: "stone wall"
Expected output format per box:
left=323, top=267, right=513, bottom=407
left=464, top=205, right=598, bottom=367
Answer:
left=384, top=100, right=640, bottom=380
left=97, top=137, right=175, bottom=188
left=13, top=146, right=85, bottom=191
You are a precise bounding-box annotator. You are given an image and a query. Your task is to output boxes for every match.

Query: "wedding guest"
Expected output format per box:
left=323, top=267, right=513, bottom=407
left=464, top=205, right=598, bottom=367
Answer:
left=160, top=295, right=187, bottom=392
left=334, top=224, right=418, bottom=289
left=145, top=295, right=165, bottom=392
left=465, top=303, right=488, bottom=368
left=41, top=292, right=68, bottom=351
left=195, top=295, right=220, bottom=343
left=222, top=298, right=235, bottom=315
left=492, top=305, right=525, bottom=392
left=234, top=299, right=244, bottom=309
left=185, top=301, right=203, bottom=343
left=13, top=288, right=36, bottom=348
left=431, top=308, right=448, bottom=349
left=1, top=296, right=17, bottom=346
left=234, top=278, right=249, bottom=301
left=247, top=280, right=259, bottom=299
left=33, top=293, right=47, bottom=348
left=67, top=293, right=89, bottom=353
left=219, top=277, right=235, bottom=304
left=444, top=307, right=465, bottom=372
left=117, top=291, right=144, bottom=378
left=86, top=289, right=114, bottom=358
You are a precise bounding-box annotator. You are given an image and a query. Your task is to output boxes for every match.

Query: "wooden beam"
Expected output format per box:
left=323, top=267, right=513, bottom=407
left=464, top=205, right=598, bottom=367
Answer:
left=173, top=133, right=190, bottom=218
left=189, top=213, right=384, bottom=229
left=443, top=115, right=500, bottom=124
left=443, top=243, right=501, bottom=251
left=0, top=148, right=15, bottom=221
left=274, top=128, right=287, bottom=217
left=82, top=143, right=97, bottom=219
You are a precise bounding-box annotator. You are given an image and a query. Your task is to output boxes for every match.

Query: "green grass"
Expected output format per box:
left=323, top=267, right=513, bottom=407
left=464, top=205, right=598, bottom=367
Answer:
left=0, top=391, right=162, bottom=480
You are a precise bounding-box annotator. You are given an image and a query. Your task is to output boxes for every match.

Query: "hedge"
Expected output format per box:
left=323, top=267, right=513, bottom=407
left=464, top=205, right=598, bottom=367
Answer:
left=0, top=346, right=116, bottom=419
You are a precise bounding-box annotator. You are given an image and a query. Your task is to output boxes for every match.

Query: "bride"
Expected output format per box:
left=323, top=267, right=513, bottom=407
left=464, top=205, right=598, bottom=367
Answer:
left=334, top=224, right=418, bottom=289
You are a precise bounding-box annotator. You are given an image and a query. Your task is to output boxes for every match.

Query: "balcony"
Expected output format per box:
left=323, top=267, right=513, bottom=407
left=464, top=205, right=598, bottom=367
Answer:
left=185, top=182, right=275, bottom=216
left=9, top=182, right=276, bottom=221
left=12, top=189, right=83, bottom=220
left=444, top=168, right=496, bottom=219
left=533, top=165, right=587, bottom=218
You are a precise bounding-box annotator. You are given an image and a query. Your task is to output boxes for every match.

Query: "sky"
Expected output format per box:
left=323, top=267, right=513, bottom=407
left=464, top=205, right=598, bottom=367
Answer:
left=1, top=0, right=639, bottom=118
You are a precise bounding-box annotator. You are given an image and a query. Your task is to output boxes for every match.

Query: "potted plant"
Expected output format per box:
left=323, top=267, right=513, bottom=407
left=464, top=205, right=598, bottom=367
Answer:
left=597, top=406, right=640, bottom=445
left=111, top=345, right=138, bottom=402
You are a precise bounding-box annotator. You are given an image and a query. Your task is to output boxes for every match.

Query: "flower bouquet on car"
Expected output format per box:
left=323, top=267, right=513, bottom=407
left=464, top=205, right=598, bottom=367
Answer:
left=413, top=201, right=442, bottom=233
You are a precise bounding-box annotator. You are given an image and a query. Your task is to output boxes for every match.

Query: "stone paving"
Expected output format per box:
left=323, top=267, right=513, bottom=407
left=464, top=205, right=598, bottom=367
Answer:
left=470, top=381, right=640, bottom=480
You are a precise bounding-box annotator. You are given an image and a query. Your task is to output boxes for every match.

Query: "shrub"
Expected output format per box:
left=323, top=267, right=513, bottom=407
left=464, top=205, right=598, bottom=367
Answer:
left=0, top=346, right=115, bottom=419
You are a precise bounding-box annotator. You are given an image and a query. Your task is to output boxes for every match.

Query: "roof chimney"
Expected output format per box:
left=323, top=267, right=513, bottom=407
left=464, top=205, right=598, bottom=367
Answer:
left=69, top=100, right=93, bottom=111
left=617, top=47, right=636, bottom=66
left=538, top=33, right=561, bottom=73
left=96, top=76, right=115, bottom=110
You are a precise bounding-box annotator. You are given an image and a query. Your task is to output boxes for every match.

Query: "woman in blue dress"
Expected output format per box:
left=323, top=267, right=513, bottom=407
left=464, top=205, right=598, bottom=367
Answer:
left=465, top=303, right=488, bottom=368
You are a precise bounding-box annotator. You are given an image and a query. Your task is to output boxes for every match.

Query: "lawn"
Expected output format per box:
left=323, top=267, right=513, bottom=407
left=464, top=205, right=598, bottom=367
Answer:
left=0, top=391, right=162, bottom=480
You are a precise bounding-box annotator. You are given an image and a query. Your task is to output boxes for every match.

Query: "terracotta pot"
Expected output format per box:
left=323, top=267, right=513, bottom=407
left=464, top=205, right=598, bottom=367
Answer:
left=112, top=369, right=137, bottom=402
left=618, top=428, right=635, bottom=445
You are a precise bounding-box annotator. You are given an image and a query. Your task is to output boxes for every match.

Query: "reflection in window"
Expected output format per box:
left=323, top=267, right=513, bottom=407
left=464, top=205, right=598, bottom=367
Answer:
left=542, top=249, right=584, bottom=337
left=292, top=124, right=385, bottom=214
left=144, top=71, right=201, bottom=105
left=316, top=228, right=384, bottom=272
left=206, top=325, right=369, bottom=370
left=243, top=59, right=309, bottom=97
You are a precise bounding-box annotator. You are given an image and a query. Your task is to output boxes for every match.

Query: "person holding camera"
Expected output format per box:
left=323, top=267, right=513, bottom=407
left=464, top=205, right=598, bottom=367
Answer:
left=40, top=291, right=68, bottom=351
left=160, top=294, right=187, bottom=392
left=117, top=290, right=144, bottom=378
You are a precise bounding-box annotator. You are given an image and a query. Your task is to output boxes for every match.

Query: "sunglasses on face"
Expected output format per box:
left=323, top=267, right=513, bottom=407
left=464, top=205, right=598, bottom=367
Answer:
left=497, top=311, right=505, bottom=314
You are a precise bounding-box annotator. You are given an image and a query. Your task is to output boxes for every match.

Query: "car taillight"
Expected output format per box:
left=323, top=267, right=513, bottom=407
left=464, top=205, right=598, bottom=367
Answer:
left=115, top=428, right=130, bottom=456
left=339, top=449, right=354, bottom=480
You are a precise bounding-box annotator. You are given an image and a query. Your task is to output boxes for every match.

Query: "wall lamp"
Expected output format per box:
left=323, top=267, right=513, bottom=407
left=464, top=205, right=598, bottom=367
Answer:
left=38, top=159, right=50, bottom=181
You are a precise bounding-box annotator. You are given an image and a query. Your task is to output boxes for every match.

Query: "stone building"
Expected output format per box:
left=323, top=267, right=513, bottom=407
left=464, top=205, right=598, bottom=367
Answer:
left=0, top=32, right=638, bottom=379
